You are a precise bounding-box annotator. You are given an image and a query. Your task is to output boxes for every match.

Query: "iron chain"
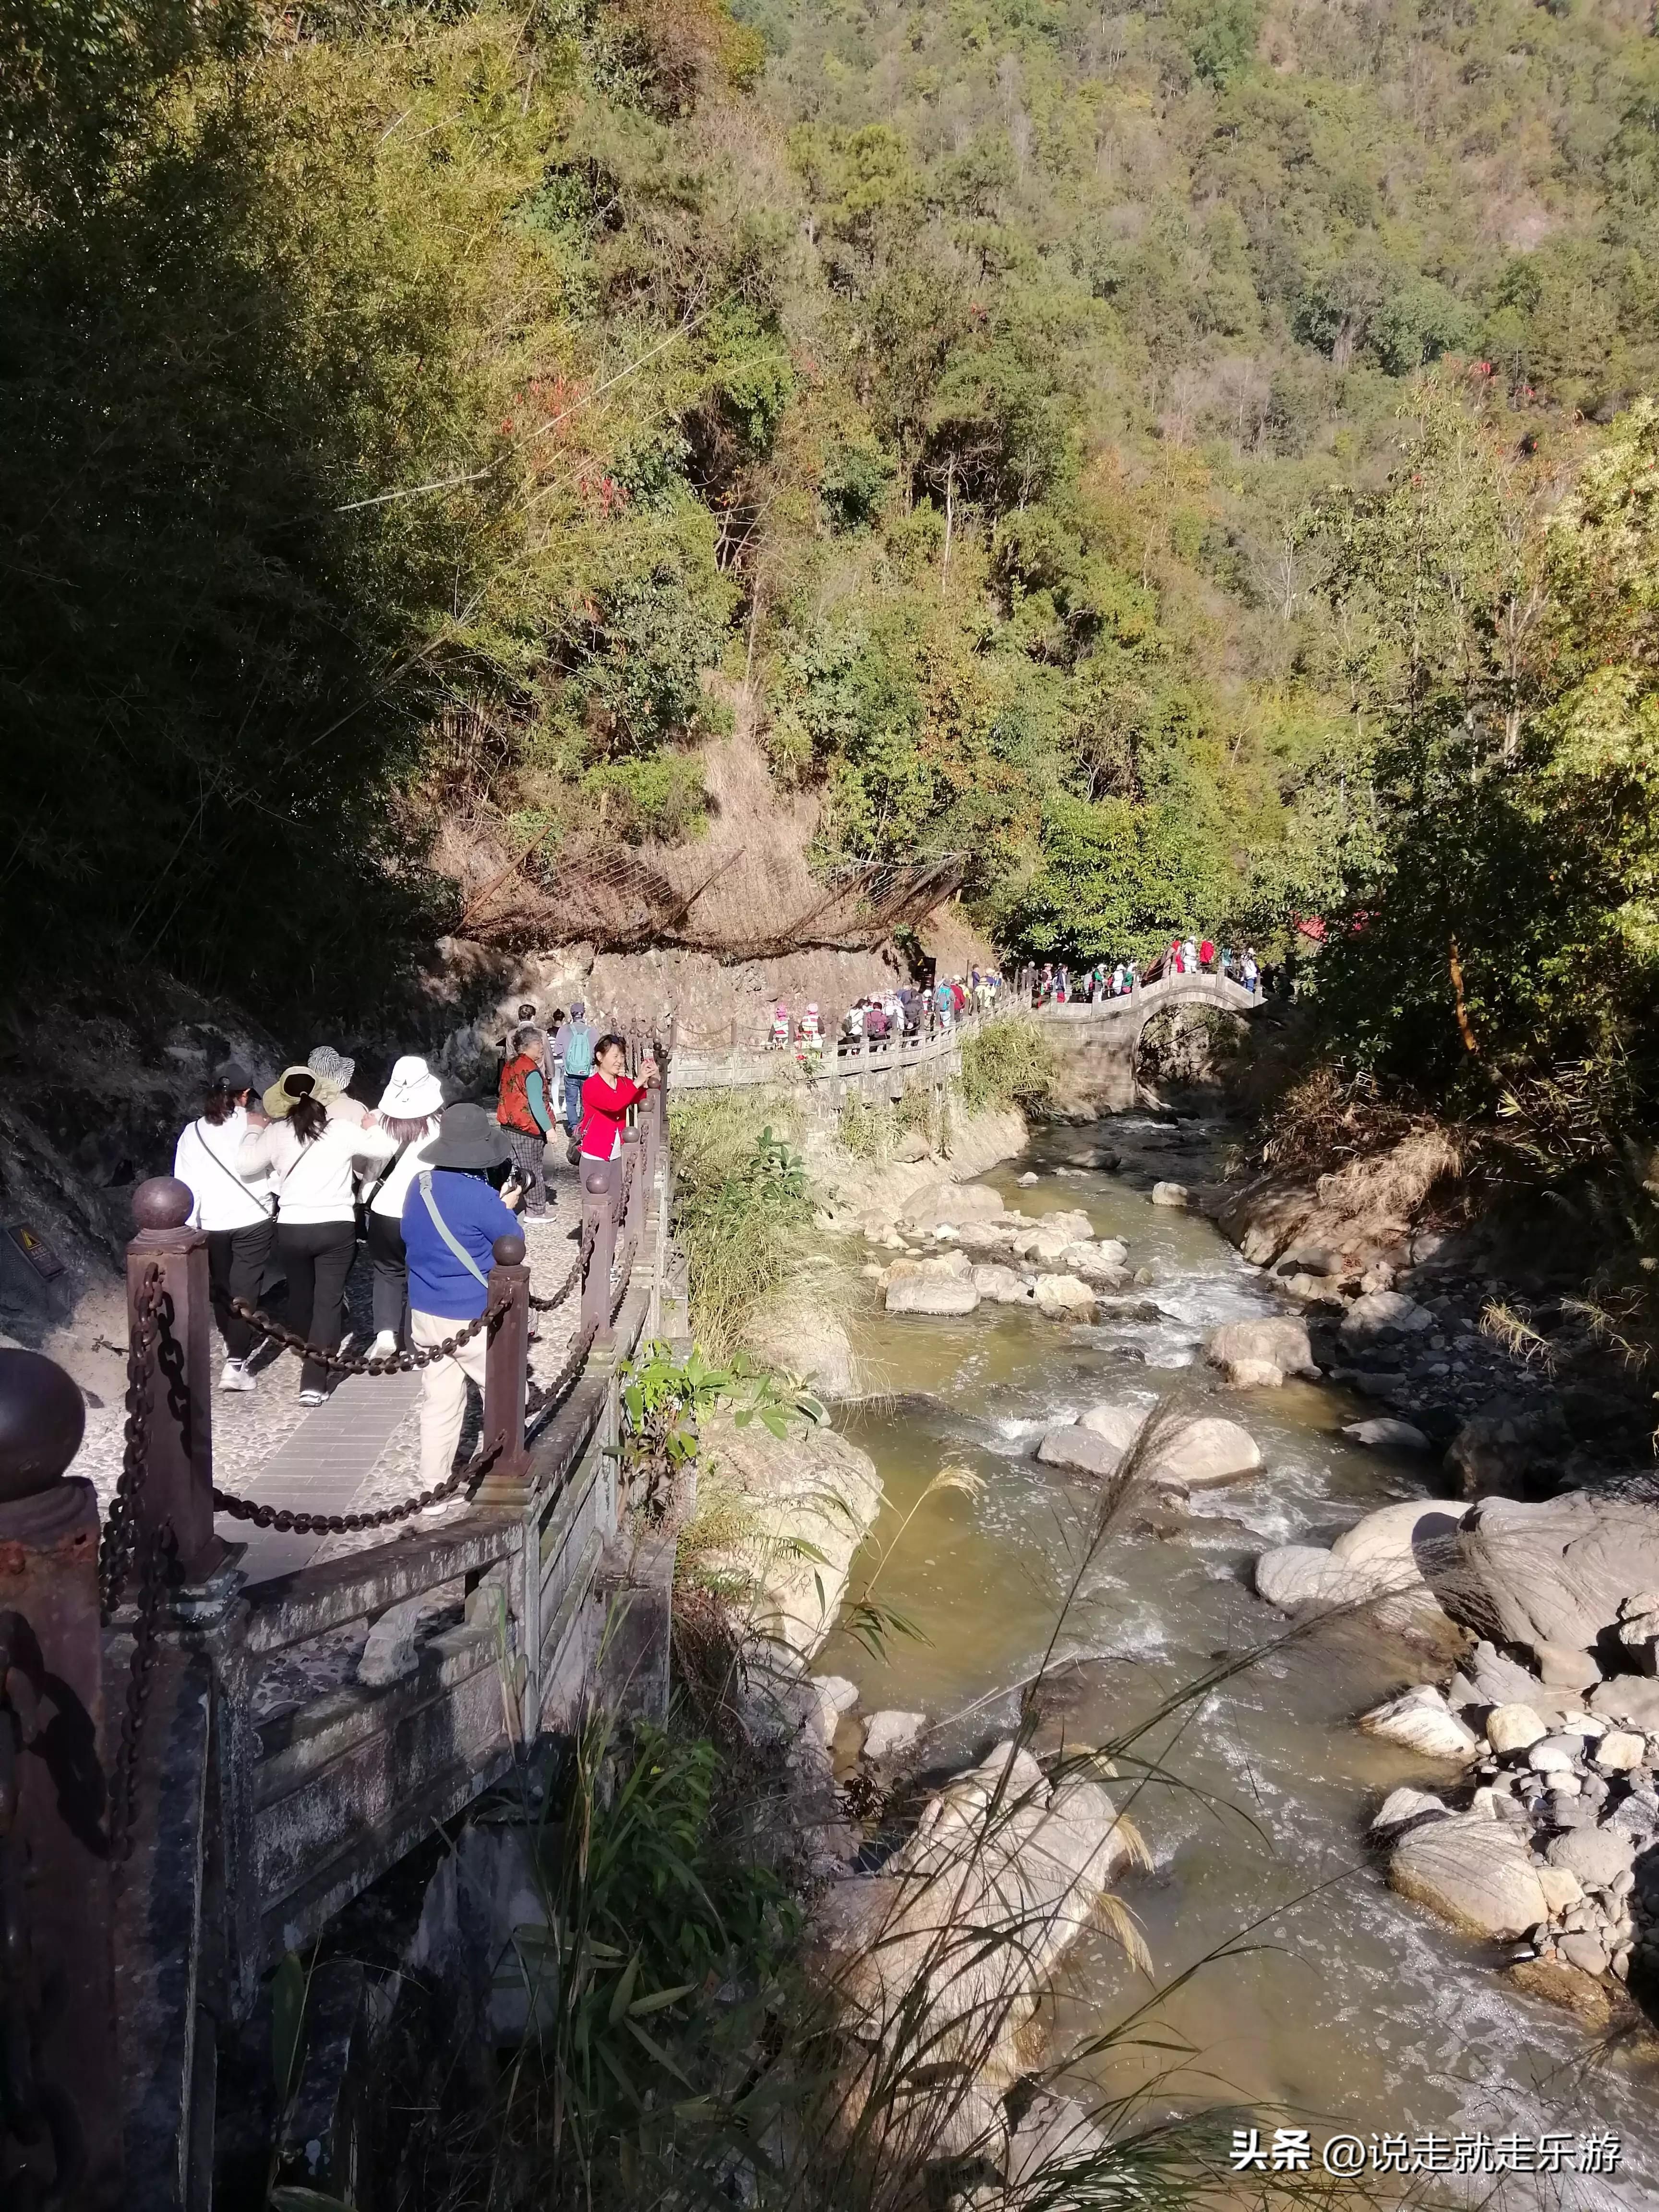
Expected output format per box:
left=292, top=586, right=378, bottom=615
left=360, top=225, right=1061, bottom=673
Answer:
left=108, top=1524, right=173, bottom=1867
left=215, top=1287, right=508, bottom=1375
left=527, top=1216, right=595, bottom=1313
left=211, top=1429, right=505, bottom=1536
left=99, top=1265, right=161, bottom=1618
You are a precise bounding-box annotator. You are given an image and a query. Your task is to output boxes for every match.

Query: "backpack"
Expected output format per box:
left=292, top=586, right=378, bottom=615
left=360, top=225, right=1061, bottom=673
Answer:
left=564, top=1023, right=595, bottom=1078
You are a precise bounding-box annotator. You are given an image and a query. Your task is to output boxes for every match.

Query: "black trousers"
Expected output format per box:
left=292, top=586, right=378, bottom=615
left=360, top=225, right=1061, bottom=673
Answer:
left=275, top=1220, right=357, bottom=1394
left=364, top=1210, right=408, bottom=1341
left=207, top=1220, right=275, bottom=1363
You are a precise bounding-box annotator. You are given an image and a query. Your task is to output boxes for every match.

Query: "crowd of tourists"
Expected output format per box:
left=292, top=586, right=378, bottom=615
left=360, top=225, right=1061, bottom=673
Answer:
left=767, top=970, right=1007, bottom=1060
left=170, top=1003, right=657, bottom=1503
left=1034, top=938, right=1261, bottom=1004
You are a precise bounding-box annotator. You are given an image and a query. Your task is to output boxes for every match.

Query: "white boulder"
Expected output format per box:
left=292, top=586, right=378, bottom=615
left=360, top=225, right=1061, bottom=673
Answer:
left=1343, top=1417, right=1431, bottom=1452
left=1390, top=1813, right=1551, bottom=1938
left=1034, top=1274, right=1096, bottom=1319
left=1358, top=1686, right=1480, bottom=1761
left=1340, top=1290, right=1433, bottom=1344
left=1151, top=1181, right=1188, bottom=1207
left=886, top=1276, right=981, bottom=1316
left=1486, top=1704, right=1549, bottom=1756
left=862, top=1709, right=927, bottom=1764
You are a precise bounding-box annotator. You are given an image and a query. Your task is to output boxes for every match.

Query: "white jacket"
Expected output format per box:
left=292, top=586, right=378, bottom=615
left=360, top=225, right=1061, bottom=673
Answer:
left=365, top=1122, right=441, bottom=1220
left=239, top=1115, right=397, bottom=1226
left=173, top=1109, right=273, bottom=1232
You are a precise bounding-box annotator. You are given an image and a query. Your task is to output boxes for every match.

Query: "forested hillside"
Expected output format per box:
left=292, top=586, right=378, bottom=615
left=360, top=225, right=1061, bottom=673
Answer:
left=4, top=0, right=1657, bottom=1121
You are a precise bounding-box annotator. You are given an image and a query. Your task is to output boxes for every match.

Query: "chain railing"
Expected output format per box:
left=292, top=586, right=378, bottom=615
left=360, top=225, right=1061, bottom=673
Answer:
left=99, top=1262, right=161, bottom=1617
left=212, top=1429, right=506, bottom=1536
left=213, top=1286, right=506, bottom=1375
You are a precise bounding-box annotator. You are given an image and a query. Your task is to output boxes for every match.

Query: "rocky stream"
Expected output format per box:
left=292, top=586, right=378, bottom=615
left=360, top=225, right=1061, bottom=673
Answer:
left=801, top=1114, right=1659, bottom=2206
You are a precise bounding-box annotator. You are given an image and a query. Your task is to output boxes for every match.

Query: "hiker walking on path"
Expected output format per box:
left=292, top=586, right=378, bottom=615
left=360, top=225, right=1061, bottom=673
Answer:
left=174, top=1060, right=276, bottom=1395
left=400, top=1104, right=522, bottom=1505
left=364, top=1056, right=445, bottom=1360
left=496, top=1022, right=553, bottom=1217
left=240, top=1068, right=397, bottom=1405
left=576, top=1033, right=659, bottom=1162
left=553, top=1003, right=596, bottom=1130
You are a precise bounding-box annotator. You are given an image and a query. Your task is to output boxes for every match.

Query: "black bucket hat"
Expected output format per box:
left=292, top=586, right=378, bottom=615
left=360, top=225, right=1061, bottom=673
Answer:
left=424, top=1102, right=512, bottom=1172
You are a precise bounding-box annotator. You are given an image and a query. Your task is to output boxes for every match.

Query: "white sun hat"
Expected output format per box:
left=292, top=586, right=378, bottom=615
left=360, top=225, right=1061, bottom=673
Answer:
left=376, top=1055, right=445, bottom=1119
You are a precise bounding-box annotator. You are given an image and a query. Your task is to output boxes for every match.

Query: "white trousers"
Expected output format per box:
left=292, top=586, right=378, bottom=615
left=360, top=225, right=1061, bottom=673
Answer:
left=412, top=1308, right=490, bottom=1493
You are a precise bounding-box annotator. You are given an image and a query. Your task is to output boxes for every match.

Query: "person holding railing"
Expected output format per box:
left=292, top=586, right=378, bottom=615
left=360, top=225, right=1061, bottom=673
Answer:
left=576, top=1033, right=659, bottom=1161
left=400, top=1104, right=522, bottom=1506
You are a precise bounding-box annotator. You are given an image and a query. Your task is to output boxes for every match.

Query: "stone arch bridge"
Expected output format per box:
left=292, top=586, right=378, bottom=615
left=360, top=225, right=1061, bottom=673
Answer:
left=1036, top=973, right=1263, bottom=1112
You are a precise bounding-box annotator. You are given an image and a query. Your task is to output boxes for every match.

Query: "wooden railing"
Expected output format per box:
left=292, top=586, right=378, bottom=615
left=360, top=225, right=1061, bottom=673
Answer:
left=0, top=1067, right=677, bottom=2207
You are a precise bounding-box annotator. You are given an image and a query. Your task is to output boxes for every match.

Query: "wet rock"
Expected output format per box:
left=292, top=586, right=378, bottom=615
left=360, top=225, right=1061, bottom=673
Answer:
left=1017, top=1171, right=1039, bottom=1187
left=1390, top=1812, right=1551, bottom=1937
left=900, top=1182, right=1006, bottom=1231
left=1059, top=1242, right=1131, bottom=1288
left=972, top=1263, right=1034, bottom=1305
left=1034, top=1274, right=1096, bottom=1320
left=1503, top=1957, right=1623, bottom=2027
left=1212, top=1309, right=1309, bottom=1380
left=862, top=1709, right=927, bottom=1765
left=1370, top=1786, right=1449, bottom=1836
left=1036, top=1423, right=1125, bottom=1477
left=1358, top=1685, right=1480, bottom=1762
left=811, top=1674, right=860, bottom=1743
left=1343, top=1417, right=1431, bottom=1452
left=1255, top=1545, right=1376, bottom=1611
left=1143, top=1414, right=1261, bottom=1489
left=1150, top=1181, right=1189, bottom=1207
left=821, top=1741, right=1140, bottom=2096
left=886, top=1276, right=981, bottom=1316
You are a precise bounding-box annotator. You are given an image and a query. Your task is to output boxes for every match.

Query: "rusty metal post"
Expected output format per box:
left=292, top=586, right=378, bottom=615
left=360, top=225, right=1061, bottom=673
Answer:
left=581, top=1159, right=617, bottom=1346
left=477, top=1233, right=529, bottom=1502
left=126, top=1178, right=224, bottom=1588
left=0, top=1347, right=122, bottom=2204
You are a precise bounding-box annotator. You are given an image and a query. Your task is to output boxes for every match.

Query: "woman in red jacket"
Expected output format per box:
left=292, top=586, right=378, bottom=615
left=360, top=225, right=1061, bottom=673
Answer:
left=577, top=1034, right=660, bottom=1160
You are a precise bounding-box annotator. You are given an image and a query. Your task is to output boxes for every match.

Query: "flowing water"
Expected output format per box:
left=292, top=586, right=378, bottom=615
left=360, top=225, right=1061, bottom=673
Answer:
left=817, top=1121, right=1658, bottom=2202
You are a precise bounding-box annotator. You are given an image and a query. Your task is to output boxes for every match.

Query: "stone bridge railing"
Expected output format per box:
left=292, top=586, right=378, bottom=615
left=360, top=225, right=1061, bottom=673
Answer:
left=0, top=1066, right=678, bottom=2208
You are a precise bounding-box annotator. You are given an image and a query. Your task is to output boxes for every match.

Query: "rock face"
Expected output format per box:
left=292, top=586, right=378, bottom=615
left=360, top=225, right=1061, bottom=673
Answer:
left=697, top=1409, right=883, bottom=1659
left=1458, top=1492, right=1659, bottom=1652
left=1219, top=1128, right=1459, bottom=1285
left=1389, top=1813, right=1551, bottom=1938
left=1204, top=1318, right=1316, bottom=1388
left=821, top=1741, right=1143, bottom=2094
left=1358, top=1686, right=1480, bottom=1761
left=886, top=1276, right=980, bottom=1316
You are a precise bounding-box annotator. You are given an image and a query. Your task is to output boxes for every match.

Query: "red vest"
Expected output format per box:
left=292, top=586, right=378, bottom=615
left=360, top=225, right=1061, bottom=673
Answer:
left=497, top=1053, right=541, bottom=1136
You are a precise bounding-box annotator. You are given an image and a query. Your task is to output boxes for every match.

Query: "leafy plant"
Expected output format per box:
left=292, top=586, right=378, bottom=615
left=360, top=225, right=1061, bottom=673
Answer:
left=619, top=1337, right=823, bottom=1525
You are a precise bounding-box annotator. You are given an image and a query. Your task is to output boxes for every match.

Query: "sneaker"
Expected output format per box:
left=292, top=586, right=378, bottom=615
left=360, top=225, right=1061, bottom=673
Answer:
left=369, top=1331, right=398, bottom=1360
left=219, top=1358, right=255, bottom=1394
left=298, top=1388, right=327, bottom=1408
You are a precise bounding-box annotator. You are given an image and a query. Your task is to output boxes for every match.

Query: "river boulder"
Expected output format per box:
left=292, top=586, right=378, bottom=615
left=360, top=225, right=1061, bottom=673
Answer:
left=1358, top=1685, right=1480, bottom=1761
left=1034, top=1273, right=1096, bottom=1319
left=1060, top=1242, right=1132, bottom=1287
left=1330, top=1499, right=1466, bottom=1582
left=1150, top=1181, right=1188, bottom=1207
left=1343, top=1417, right=1431, bottom=1452
left=1204, top=1317, right=1316, bottom=1388
left=1036, top=1423, right=1124, bottom=1477
left=821, top=1740, right=1144, bottom=2096
left=1255, top=1544, right=1376, bottom=1610
left=900, top=1181, right=1006, bottom=1231
left=886, top=1276, right=980, bottom=1316
left=973, top=1262, right=1034, bottom=1304
left=1390, top=1813, right=1551, bottom=1938
left=1142, top=1414, right=1261, bottom=1488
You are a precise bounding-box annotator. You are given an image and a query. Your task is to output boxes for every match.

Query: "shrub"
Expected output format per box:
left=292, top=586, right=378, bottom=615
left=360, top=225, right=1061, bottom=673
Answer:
left=957, top=1014, right=1055, bottom=1115
left=670, top=1095, right=812, bottom=1356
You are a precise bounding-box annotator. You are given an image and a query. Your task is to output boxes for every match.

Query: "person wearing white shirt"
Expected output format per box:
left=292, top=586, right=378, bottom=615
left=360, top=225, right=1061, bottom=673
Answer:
left=239, top=1070, right=397, bottom=1404
left=361, top=1056, right=445, bottom=1361
left=172, top=1061, right=276, bottom=1395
